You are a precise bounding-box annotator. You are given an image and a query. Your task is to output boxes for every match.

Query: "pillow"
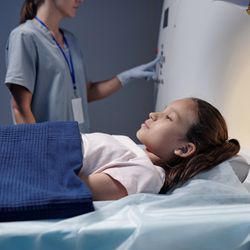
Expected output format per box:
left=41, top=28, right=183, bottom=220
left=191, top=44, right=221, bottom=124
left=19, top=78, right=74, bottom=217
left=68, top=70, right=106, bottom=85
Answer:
left=238, top=149, right=250, bottom=192
left=0, top=121, right=94, bottom=222
left=229, top=154, right=250, bottom=183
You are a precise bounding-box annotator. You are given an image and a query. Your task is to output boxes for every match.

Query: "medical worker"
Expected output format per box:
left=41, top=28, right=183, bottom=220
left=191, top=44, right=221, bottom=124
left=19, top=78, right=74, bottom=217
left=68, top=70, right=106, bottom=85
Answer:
left=4, top=0, right=159, bottom=132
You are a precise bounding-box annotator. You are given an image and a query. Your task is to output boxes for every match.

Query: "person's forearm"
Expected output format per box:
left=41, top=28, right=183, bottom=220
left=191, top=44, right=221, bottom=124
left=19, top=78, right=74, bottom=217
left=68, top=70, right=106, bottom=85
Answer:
left=8, top=84, right=35, bottom=124
left=13, top=108, right=36, bottom=124
left=11, top=100, right=36, bottom=124
left=87, top=77, right=122, bottom=102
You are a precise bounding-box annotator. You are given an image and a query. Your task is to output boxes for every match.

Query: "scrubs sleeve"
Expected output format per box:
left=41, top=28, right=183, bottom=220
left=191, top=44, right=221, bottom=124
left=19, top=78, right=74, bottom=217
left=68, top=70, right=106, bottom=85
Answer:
left=5, top=29, right=37, bottom=94
left=80, top=50, right=90, bottom=83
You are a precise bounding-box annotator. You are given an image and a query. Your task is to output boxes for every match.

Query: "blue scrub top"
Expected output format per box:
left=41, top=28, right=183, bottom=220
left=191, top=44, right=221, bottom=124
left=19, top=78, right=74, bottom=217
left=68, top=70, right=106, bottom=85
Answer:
left=5, top=19, right=90, bottom=133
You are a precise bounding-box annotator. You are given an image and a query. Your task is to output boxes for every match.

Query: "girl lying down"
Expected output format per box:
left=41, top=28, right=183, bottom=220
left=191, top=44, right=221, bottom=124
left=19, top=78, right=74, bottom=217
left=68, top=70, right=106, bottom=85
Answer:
left=79, top=97, right=240, bottom=200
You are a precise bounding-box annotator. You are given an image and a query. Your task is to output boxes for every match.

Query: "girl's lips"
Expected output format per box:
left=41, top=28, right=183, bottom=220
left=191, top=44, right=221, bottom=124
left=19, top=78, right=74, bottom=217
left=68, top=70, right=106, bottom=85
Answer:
left=142, top=121, right=149, bottom=129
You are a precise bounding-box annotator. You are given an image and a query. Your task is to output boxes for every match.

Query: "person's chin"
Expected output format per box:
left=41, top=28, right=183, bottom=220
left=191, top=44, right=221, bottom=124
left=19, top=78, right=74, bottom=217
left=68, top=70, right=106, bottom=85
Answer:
left=136, top=129, right=145, bottom=143
left=136, top=130, right=141, bottom=140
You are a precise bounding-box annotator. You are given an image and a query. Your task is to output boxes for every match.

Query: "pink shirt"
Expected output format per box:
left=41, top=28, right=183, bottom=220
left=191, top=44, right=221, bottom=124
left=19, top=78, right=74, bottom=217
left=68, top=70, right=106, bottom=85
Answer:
left=79, top=133, right=165, bottom=195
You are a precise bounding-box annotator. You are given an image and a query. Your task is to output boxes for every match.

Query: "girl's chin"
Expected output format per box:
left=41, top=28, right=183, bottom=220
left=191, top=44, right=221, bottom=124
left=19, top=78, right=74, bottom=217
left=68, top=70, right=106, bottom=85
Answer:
left=136, top=130, right=142, bottom=141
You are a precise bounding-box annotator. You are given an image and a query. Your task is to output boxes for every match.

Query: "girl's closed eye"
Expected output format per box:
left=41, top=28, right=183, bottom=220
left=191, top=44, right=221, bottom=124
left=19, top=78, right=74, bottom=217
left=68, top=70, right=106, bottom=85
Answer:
left=166, top=115, right=172, bottom=121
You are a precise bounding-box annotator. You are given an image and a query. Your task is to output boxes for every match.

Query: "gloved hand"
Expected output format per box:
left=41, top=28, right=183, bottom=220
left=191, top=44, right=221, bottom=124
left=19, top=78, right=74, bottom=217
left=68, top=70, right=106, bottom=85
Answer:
left=117, top=55, right=160, bottom=86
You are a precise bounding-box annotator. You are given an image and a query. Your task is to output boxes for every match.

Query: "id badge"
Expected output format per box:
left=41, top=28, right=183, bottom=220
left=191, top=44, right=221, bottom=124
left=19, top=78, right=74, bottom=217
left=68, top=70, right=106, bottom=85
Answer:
left=72, top=98, right=85, bottom=124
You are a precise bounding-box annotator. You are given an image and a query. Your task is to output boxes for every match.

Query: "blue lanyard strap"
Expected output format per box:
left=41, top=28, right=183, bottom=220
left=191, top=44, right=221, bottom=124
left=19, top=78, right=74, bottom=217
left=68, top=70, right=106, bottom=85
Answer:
left=35, top=16, right=77, bottom=94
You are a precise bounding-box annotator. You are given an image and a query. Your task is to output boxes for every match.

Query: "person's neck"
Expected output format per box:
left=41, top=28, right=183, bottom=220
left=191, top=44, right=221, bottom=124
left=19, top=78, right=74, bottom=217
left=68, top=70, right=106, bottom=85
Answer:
left=36, top=5, right=63, bottom=40
left=144, top=149, right=165, bottom=167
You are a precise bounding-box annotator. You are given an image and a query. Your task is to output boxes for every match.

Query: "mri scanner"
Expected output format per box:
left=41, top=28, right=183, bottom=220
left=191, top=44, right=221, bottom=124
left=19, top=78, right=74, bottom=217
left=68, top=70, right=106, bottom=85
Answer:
left=156, top=0, right=250, bottom=151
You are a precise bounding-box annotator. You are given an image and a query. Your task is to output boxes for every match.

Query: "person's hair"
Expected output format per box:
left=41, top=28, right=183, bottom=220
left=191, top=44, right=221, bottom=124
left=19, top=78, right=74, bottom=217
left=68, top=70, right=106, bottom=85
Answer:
left=161, top=97, right=240, bottom=193
left=20, top=0, right=45, bottom=24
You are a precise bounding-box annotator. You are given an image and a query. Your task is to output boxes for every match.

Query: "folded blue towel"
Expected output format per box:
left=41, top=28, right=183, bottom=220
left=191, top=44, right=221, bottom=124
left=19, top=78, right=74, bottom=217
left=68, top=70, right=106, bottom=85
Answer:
left=0, top=121, right=94, bottom=222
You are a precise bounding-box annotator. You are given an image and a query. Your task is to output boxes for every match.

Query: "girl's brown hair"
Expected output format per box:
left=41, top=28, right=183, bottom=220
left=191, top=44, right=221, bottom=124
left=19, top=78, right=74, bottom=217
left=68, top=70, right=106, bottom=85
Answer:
left=20, top=0, right=45, bottom=24
left=162, top=97, right=240, bottom=192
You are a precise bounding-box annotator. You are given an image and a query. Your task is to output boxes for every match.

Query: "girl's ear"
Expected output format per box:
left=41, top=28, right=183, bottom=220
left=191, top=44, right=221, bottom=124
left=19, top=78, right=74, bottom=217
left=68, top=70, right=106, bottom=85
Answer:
left=174, top=143, right=196, bottom=158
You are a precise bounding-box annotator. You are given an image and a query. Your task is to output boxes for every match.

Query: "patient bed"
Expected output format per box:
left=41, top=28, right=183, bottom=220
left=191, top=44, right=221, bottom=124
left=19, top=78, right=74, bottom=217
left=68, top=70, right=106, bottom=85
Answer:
left=1, top=150, right=250, bottom=250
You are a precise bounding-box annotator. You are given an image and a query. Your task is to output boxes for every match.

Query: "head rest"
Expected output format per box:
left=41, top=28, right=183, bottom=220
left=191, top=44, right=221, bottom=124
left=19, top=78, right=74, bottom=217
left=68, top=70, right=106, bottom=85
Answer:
left=229, top=155, right=250, bottom=183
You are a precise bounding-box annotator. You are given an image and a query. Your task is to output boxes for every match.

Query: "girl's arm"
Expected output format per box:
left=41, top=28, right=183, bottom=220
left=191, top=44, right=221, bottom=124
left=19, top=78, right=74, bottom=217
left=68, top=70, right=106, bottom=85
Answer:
left=79, top=172, right=128, bottom=201
left=9, top=84, right=36, bottom=123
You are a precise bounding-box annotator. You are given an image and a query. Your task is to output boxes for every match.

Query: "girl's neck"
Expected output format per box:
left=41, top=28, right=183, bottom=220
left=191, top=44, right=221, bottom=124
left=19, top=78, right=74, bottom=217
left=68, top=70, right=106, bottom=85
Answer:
left=144, top=149, right=165, bottom=167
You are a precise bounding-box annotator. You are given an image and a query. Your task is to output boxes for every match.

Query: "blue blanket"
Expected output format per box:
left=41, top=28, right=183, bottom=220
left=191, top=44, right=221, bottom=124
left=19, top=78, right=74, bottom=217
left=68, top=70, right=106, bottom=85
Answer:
left=0, top=121, right=94, bottom=222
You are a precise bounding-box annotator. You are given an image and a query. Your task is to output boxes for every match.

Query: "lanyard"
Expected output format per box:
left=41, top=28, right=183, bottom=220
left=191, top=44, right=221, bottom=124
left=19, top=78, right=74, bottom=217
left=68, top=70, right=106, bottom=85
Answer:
left=34, top=16, right=77, bottom=95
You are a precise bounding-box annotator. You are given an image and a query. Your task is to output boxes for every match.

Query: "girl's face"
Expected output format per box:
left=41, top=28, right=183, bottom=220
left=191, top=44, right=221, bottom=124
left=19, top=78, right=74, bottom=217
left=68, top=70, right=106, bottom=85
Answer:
left=136, top=98, right=198, bottom=162
left=53, top=0, right=84, bottom=18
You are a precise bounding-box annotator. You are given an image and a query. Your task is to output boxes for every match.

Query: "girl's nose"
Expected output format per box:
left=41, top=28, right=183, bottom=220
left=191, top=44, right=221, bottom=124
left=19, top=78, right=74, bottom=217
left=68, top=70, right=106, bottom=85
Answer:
left=149, top=112, right=158, bottom=121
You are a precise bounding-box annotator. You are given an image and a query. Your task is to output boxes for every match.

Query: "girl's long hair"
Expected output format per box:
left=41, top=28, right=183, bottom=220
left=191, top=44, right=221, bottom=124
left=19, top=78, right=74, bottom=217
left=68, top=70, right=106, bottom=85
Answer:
left=162, top=98, right=240, bottom=192
left=20, top=0, right=45, bottom=24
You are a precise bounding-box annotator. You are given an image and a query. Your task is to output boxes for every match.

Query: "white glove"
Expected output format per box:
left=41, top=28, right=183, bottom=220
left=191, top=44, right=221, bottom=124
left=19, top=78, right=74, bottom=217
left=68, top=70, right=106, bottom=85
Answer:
left=117, top=56, right=160, bottom=86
